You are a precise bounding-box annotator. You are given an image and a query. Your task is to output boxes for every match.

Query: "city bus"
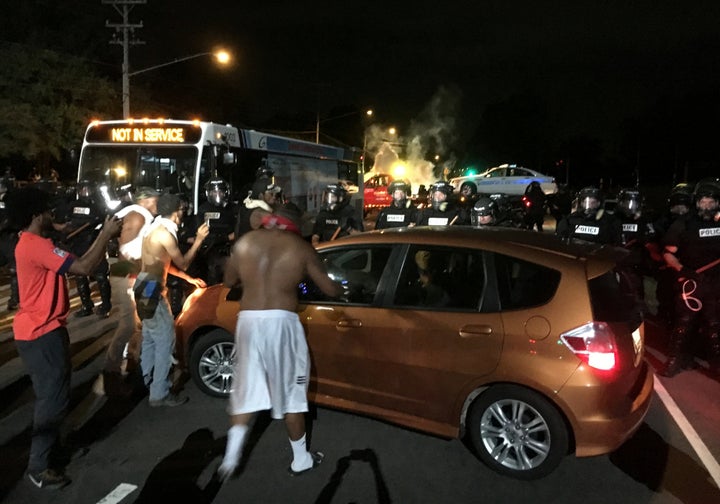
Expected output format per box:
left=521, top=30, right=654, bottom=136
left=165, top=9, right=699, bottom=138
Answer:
left=76, top=118, right=363, bottom=234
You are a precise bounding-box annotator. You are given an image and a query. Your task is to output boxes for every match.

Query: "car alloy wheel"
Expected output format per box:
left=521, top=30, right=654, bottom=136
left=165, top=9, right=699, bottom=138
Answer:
left=468, top=384, right=569, bottom=479
left=189, top=329, right=236, bottom=397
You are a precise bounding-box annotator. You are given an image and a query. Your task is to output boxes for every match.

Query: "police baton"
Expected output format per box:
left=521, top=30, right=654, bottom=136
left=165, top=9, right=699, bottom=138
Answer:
left=696, top=257, right=720, bottom=274
left=330, top=226, right=342, bottom=241
left=65, top=222, right=91, bottom=240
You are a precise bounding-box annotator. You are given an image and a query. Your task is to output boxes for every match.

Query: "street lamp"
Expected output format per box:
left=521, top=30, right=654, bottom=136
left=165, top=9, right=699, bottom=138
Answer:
left=122, top=50, right=231, bottom=118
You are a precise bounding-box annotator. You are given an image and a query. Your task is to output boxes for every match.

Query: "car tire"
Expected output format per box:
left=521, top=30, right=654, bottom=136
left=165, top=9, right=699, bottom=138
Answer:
left=467, top=385, right=569, bottom=480
left=189, top=329, right=236, bottom=398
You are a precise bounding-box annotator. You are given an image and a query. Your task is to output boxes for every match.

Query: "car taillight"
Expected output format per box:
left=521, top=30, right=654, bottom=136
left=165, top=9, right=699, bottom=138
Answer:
left=560, top=322, right=617, bottom=371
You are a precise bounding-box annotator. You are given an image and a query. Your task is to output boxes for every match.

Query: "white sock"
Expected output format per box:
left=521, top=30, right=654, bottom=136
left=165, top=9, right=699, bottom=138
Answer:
left=289, top=434, right=313, bottom=472
left=218, top=424, right=248, bottom=480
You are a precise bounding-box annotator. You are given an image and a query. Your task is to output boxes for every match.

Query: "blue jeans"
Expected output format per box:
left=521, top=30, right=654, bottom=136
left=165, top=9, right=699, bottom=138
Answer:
left=140, top=298, right=175, bottom=401
left=15, top=328, right=71, bottom=473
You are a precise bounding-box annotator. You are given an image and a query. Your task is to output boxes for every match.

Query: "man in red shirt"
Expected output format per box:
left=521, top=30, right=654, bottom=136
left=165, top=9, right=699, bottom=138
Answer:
left=7, top=187, right=122, bottom=490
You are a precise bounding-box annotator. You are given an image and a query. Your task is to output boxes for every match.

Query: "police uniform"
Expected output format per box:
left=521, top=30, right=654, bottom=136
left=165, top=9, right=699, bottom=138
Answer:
left=375, top=203, right=418, bottom=229
left=195, top=199, right=238, bottom=285
left=555, top=211, right=622, bottom=245
left=312, top=204, right=363, bottom=242
left=61, top=191, right=111, bottom=317
left=417, top=205, right=462, bottom=226
left=0, top=189, right=20, bottom=310
left=616, top=213, right=656, bottom=307
left=661, top=212, right=720, bottom=376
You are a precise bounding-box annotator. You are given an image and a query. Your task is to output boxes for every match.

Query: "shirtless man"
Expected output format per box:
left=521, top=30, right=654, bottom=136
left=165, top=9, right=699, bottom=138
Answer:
left=218, top=205, right=342, bottom=480
left=103, top=187, right=159, bottom=397
left=138, top=193, right=209, bottom=407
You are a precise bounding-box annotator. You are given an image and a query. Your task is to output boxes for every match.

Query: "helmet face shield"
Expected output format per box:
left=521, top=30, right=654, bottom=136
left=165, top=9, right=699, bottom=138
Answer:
left=205, top=179, right=229, bottom=206
left=618, top=194, right=641, bottom=216
left=697, top=196, right=719, bottom=220
left=579, top=196, right=600, bottom=214
left=324, top=192, right=340, bottom=211
left=471, top=198, right=495, bottom=227
left=431, top=190, right=447, bottom=210
left=392, top=189, right=407, bottom=207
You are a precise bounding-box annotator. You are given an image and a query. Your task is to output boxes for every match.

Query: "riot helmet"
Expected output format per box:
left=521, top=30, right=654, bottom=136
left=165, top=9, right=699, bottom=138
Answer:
left=255, top=165, right=274, bottom=181
left=576, top=186, right=602, bottom=217
left=693, top=180, right=720, bottom=220
left=429, top=181, right=453, bottom=211
left=322, top=184, right=347, bottom=212
left=471, top=197, right=497, bottom=227
left=205, top=177, right=229, bottom=207
left=667, top=183, right=692, bottom=215
left=387, top=179, right=411, bottom=208
left=616, top=188, right=642, bottom=218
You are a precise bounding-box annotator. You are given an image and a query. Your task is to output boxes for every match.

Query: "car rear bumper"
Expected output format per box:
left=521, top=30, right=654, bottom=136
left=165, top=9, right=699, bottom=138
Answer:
left=559, top=360, right=654, bottom=457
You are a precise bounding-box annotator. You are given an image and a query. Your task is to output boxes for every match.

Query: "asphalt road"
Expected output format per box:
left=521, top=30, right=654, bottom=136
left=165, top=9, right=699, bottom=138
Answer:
left=0, top=266, right=719, bottom=503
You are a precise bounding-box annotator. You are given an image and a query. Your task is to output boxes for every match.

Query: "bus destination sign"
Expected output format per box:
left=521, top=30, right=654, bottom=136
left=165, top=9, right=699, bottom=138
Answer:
left=86, top=123, right=203, bottom=144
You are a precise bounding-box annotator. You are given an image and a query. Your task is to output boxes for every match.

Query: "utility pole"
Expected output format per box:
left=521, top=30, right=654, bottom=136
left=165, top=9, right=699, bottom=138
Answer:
left=104, top=0, right=146, bottom=119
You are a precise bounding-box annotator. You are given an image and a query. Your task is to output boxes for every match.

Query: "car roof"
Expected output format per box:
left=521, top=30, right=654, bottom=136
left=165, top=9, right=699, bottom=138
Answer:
left=317, top=226, right=623, bottom=279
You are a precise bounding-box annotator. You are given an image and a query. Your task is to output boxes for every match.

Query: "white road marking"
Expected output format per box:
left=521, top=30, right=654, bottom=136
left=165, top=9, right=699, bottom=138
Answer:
left=653, top=375, right=720, bottom=489
left=96, top=483, right=138, bottom=504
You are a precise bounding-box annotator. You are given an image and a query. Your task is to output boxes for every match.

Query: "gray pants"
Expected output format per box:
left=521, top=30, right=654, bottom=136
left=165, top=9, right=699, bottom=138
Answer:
left=15, top=328, right=71, bottom=473
left=105, top=275, right=142, bottom=372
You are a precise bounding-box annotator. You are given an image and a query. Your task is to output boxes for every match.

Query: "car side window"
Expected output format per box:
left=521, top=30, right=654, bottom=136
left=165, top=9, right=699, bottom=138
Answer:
left=298, top=246, right=392, bottom=305
left=392, top=246, right=486, bottom=311
left=493, top=253, right=560, bottom=310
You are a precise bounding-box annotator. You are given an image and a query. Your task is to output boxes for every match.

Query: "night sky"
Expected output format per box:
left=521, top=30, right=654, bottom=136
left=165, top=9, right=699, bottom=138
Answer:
left=4, top=0, right=720, bottom=186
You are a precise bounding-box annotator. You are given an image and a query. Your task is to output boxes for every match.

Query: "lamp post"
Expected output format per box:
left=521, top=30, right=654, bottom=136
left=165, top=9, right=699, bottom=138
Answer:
left=122, top=50, right=231, bottom=118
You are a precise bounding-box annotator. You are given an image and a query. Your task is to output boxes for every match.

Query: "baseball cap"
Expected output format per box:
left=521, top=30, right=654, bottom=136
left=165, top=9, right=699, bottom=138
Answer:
left=252, top=179, right=281, bottom=198
left=134, top=186, right=160, bottom=201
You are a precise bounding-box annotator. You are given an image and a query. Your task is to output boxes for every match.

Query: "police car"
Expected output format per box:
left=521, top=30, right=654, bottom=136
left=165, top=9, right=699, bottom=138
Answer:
left=450, top=164, right=558, bottom=196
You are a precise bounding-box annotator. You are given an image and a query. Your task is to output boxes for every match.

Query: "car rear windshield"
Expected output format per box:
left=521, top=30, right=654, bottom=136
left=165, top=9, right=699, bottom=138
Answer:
left=588, top=270, right=642, bottom=325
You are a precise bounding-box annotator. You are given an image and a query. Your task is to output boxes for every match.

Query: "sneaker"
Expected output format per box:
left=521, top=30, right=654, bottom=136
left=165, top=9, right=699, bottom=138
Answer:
left=27, top=469, right=71, bottom=489
left=95, top=305, right=111, bottom=318
left=149, top=393, right=189, bottom=407
left=287, top=451, right=324, bottom=476
left=74, top=307, right=94, bottom=318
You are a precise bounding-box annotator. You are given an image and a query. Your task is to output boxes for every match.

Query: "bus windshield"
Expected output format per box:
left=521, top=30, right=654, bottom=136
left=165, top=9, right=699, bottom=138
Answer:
left=78, top=145, right=200, bottom=196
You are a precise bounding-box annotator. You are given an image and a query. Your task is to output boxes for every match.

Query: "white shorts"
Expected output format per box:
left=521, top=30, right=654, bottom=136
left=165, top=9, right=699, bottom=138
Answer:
left=229, top=309, right=310, bottom=419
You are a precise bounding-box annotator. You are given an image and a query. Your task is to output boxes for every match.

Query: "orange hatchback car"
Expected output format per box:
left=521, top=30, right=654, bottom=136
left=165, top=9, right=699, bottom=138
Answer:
left=174, top=226, right=653, bottom=479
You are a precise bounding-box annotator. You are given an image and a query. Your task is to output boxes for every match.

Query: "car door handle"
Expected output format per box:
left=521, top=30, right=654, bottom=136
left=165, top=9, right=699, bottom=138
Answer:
left=459, top=325, right=494, bottom=338
left=337, top=319, right=363, bottom=329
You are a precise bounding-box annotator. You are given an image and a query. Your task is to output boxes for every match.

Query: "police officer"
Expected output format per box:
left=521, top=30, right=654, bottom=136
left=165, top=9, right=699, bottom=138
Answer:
left=311, top=183, right=363, bottom=245
left=417, top=181, right=464, bottom=226
left=522, top=181, right=546, bottom=232
left=0, top=178, right=20, bottom=310
left=614, top=188, right=656, bottom=309
left=470, top=196, right=515, bottom=227
left=650, top=184, right=694, bottom=325
left=375, top=179, right=418, bottom=229
left=660, top=181, right=720, bottom=378
left=555, top=186, right=621, bottom=245
left=60, top=180, right=112, bottom=317
left=195, top=177, right=237, bottom=285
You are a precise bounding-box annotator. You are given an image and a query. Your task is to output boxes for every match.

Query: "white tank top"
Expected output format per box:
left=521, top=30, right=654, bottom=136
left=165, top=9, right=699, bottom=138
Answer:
left=115, top=204, right=154, bottom=260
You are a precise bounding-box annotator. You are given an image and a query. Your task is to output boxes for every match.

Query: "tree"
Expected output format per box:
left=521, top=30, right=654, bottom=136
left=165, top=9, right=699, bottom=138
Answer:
left=0, top=42, right=117, bottom=176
